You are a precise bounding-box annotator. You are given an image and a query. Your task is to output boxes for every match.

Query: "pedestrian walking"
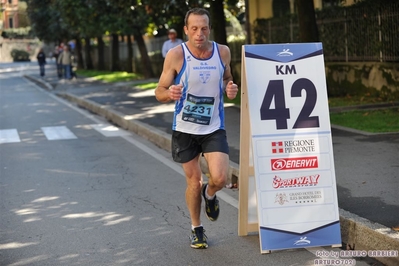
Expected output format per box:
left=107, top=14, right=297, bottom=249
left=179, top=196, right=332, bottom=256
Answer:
left=54, top=43, right=64, bottom=78
left=161, top=28, right=183, bottom=58
left=57, top=45, right=72, bottom=80
left=36, top=48, right=46, bottom=77
left=154, top=7, right=238, bottom=249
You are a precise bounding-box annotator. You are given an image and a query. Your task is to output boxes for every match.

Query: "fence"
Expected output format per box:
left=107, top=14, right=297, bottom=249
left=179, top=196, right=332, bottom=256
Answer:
left=253, top=1, right=399, bottom=62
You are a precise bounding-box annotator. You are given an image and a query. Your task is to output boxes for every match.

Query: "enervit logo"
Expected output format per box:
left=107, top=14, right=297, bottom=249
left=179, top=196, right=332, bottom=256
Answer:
left=271, top=156, right=318, bottom=171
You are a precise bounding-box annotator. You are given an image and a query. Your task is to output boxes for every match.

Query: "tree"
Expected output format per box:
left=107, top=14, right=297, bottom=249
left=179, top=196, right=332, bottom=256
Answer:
left=53, top=0, right=94, bottom=69
left=210, top=0, right=227, bottom=45
left=144, top=0, right=240, bottom=46
left=112, top=0, right=155, bottom=77
left=296, top=0, right=319, bottom=42
left=27, top=0, right=240, bottom=74
left=26, top=0, right=69, bottom=43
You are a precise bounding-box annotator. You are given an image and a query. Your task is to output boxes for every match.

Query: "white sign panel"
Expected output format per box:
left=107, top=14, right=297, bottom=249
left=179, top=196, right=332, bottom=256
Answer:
left=243, top=43, right=341, bottom=252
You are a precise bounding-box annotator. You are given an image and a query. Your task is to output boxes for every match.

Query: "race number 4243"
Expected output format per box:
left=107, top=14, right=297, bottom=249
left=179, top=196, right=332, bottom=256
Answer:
left=260, top=78, right=320, bottom=130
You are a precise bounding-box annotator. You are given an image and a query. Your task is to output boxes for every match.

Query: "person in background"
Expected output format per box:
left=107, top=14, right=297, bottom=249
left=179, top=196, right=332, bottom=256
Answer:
left=161, top=28, right=183, bottom=58
left=57, top=45, right=72, bottom=80
left=54, top=43, right=64, bottom=78
left=155, top=8, right=238, bottom=249
left=36, top=48, right=46, bottom=77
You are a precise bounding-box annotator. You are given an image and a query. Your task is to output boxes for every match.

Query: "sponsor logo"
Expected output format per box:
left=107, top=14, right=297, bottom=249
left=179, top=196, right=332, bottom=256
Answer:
left=289, top=190, right=323, bottom=203
left=271, top=141, right=283, bottom=153
left=277, top=48, right=293, bottom=56
left=274, top=193, right=289, bottom=205
left=294, top=236, right=311, bottom=246
left=271, top=139, right=316, bottom=154
left=271, top=156, right=318, bottom=171
left=273, top=174, right=320, bottom=189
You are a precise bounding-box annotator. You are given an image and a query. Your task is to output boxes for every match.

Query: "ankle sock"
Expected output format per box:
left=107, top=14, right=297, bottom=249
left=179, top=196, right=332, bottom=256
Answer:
left=205, top=185, right=215, bottom=200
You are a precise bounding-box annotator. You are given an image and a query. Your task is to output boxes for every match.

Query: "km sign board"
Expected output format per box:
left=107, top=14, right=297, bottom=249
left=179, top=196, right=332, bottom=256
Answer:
left=238, top=43, right=342, bottom=253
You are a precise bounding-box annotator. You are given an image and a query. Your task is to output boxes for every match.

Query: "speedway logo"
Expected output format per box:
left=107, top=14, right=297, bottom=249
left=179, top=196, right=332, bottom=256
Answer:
left=273, top=174, right=320, bottom=189
left=271, top=156, right=318, bottom=171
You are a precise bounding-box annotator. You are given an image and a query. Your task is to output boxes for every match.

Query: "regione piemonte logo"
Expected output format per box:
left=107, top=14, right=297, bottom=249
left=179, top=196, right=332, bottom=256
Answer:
left=271, top=141, right=284, bottom=153
left=271, top=156, right=318, bottom=171
left=271, top=139, right=316, bottom=154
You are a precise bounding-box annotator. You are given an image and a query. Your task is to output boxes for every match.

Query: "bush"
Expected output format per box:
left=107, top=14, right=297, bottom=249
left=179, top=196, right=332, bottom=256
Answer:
left=11, top=49, right=30, bottom=62
left=1, top=27, right=34, bottom=39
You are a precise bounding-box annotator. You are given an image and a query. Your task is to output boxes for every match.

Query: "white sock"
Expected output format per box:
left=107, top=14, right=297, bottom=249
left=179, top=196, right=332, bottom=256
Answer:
left=205, top=185, right=215, bottom=200
left=192, top=224, right=203, bottom=230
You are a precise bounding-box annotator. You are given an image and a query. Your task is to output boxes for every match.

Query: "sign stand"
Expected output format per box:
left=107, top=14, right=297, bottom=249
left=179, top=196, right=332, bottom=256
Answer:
left=238, top=43, right=342, bottom=254
left=238, top=51, right=259, bottom=237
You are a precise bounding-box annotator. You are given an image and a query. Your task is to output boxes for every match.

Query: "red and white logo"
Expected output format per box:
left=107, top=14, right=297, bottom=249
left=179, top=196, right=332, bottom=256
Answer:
left=271, top=139, right=316, bottom=154
left=273, top=174, right=320, bottom=188
left=271, top=156, right=318, bottom=171
left=271, top=141, right=284, bottom=154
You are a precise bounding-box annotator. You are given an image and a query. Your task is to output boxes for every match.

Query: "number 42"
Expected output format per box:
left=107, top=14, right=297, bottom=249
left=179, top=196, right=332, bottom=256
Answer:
left=260, top=78, right=320, bottom=130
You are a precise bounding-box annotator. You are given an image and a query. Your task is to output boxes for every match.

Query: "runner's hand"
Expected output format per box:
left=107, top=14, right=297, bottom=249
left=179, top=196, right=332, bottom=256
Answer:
left=168, top=84, right=183, bottom=101
left=226, top=81, right=238, bottom=100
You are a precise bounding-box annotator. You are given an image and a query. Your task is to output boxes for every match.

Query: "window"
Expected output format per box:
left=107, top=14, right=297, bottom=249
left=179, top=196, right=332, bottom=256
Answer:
left=8, top=0, right=12, bottom=4
left=9, top=18, right=13, bottom=28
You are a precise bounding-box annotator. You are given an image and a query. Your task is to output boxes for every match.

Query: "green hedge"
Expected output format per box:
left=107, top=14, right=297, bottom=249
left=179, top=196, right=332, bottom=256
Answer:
left=11, top=49, right=30, bottom=62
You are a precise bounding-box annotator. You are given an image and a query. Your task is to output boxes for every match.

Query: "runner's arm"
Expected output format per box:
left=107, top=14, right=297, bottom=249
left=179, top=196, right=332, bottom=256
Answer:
left=155, top=46, right=183, bottom=103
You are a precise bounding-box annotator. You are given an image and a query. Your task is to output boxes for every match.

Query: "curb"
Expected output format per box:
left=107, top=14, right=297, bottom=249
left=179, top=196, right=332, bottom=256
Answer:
left=33, top=76, right=399, bottom=265
left=24, top=75, right=54, bottom=91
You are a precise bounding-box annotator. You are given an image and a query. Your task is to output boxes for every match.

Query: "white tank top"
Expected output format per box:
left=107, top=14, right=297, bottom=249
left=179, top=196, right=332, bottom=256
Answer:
left=172, top=42, right=225, bottom=135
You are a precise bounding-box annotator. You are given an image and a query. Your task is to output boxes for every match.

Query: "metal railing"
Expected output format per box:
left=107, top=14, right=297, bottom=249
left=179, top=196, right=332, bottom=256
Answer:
left=253, top=1, right=399, bottom=62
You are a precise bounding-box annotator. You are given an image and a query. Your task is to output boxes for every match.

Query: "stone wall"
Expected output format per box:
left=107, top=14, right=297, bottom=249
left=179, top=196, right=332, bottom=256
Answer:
left=0, top=38, right=49, bottom=62
left=325, top=62, right=399, bottom=99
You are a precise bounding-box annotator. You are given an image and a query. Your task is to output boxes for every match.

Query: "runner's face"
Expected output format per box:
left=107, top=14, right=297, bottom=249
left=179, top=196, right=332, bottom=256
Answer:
left=184, top=14, right=210, bottom=49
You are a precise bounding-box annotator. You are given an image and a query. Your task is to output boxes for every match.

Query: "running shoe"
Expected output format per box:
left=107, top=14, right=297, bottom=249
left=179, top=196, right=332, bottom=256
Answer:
left=202, top=183, right=220, bottom=221
left=190, top=226, right=208, bottom=249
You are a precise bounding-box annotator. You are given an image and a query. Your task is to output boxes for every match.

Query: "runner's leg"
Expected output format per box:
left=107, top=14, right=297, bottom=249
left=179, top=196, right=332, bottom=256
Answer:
left=182, top=155, right=203, bottom=227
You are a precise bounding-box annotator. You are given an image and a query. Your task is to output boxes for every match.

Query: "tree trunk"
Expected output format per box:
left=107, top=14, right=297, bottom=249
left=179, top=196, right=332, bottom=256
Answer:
left=210, top=0, right=227, bottom=45
left=134, top=31, right=154, bottom=78
left=297, top=0, right=319, bottom=42
left=74, top=37, right=84, bottom=69
left=97, top=36, right=105, bottom=70
left=126, top=35, right=133, bottom=73
left=84, top=37, right=93, bottom=70
left=111, top=33, right=120, bottom=71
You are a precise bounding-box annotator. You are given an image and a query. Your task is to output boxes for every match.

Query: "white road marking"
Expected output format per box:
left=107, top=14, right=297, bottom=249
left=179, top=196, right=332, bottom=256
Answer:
left=90, top=124, right=131, bottom=137
left=0, top=129, right=21, bottom=144
left=41, top=126, right=77, bottom=140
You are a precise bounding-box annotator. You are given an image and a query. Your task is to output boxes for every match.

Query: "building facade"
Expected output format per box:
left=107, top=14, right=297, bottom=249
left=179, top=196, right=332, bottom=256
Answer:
left=1, top=0, right=19, bottom=30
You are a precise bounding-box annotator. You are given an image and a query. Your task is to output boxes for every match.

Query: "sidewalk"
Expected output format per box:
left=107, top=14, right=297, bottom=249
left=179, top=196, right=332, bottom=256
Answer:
left=26, top=72, right=399, bottom=265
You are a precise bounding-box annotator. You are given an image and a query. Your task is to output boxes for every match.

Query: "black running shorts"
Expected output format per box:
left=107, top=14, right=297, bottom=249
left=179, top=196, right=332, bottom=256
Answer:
left=171, top=129, right=229, bottom=163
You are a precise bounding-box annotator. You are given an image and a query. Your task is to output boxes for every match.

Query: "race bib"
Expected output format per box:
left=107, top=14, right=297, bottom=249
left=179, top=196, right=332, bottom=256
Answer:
left=182, top=93, right=215, bottom=125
